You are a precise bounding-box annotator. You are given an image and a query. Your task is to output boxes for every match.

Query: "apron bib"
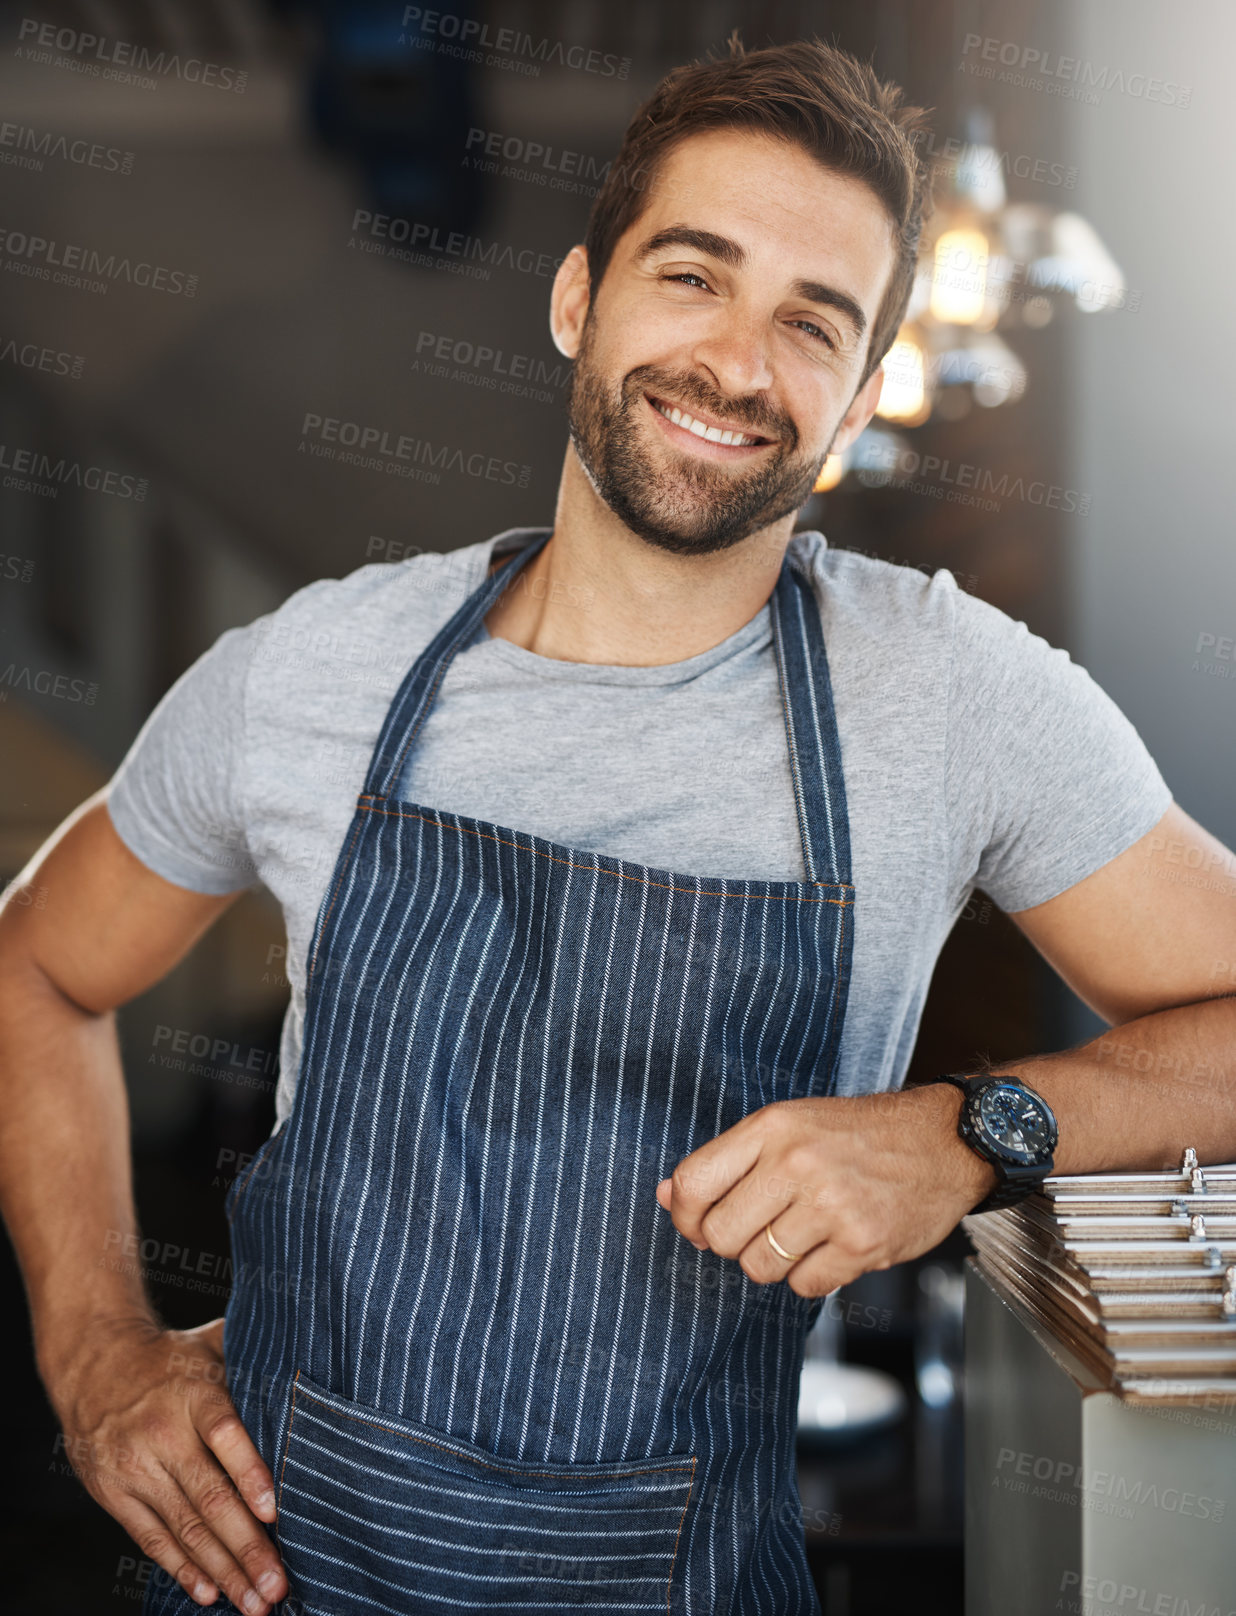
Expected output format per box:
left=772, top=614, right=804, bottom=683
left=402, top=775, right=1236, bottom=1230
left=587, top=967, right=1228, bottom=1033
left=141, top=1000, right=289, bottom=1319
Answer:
left=145, top=531, right=855, bottom=1616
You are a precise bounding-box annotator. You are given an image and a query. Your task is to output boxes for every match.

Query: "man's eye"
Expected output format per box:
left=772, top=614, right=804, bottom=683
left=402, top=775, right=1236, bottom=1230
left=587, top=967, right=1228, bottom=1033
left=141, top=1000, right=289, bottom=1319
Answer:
left=656, top=279, right=838, bottom=352
left=792, top=319, right=837, bottom=352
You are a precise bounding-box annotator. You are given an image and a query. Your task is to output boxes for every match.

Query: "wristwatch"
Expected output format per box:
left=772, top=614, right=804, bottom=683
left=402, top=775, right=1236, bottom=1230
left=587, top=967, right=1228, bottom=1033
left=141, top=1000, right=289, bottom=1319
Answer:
left=930, top=1072, right=1058, bottom=1213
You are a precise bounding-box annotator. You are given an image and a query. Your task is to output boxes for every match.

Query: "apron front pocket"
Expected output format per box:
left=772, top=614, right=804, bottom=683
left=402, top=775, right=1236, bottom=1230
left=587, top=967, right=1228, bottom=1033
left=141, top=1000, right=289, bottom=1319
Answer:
left=274, top=1371, right=697, bottom=1614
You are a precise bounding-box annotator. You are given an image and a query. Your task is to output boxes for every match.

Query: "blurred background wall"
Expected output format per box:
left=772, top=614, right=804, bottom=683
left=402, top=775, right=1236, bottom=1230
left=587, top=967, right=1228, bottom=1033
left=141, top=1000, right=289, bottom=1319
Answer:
left=1, top=0, right=1230, bottom=1610
left=1061, top=0, right=1236, bottom=1038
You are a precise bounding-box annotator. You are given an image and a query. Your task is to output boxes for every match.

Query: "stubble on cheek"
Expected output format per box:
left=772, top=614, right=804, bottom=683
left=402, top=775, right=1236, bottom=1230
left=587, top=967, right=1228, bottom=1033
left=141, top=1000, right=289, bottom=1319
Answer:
left=566, top=335, right=828, bottom=556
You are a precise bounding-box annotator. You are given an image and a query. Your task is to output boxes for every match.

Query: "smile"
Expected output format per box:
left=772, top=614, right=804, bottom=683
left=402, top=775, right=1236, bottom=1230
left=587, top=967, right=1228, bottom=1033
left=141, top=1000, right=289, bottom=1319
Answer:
left=645, top=393, right=773, bottom=453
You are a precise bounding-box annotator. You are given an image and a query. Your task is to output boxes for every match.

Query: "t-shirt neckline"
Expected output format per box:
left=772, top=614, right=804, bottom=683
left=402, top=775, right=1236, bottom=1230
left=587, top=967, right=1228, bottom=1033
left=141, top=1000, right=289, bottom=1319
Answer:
left=467, top=527, right=782, bottom=688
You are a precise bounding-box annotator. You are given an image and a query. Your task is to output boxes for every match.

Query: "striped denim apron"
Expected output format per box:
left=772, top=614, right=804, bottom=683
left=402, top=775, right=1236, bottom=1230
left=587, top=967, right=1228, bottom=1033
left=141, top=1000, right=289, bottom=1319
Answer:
left=145, top=530, right=854, bottom=1616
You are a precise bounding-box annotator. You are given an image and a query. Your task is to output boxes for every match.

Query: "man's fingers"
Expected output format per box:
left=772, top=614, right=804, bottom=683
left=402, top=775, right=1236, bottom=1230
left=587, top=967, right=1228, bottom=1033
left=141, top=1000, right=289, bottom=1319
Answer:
left=178, top=1422, right=287, bottom=1609
left=661, top=1117, right=766, bottom=1242
left=173, top=1432, right=287, bottom=1611
left=696, top=1160, right=826, bottom=1260
left=195, top=1398, right=279, bottom=1524
left=779, top=1246, right=857, bottom=1299
left=735, top=1207, right=831, bottom=1285
left=46, top=1315, right=287, bottom=1612
left=111, top=1490, right=219, bottom=1607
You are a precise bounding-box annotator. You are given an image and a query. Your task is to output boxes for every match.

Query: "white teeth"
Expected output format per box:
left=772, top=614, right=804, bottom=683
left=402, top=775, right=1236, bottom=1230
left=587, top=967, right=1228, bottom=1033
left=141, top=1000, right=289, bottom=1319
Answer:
left=654, top=399, right=758, bottom=447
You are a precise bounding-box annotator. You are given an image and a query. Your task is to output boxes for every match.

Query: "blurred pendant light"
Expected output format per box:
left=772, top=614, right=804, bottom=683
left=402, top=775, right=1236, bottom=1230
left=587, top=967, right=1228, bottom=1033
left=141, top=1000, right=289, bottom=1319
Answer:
left=813, top=426, right=912, bottom=494
left=813, top=454, right=847, bottom=494
left=929, top=227, right=991, bottom=326
left=875, top=322, right=931, bottom=424
left=854, top=105, right=1125, bottom=461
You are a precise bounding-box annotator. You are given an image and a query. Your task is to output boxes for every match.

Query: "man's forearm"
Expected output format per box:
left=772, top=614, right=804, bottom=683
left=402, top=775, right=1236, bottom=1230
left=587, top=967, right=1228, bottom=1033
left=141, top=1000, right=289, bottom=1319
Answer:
left=961, top=993, right=1236, bottom=1175
left=0, top=953, right=158, bottom=1390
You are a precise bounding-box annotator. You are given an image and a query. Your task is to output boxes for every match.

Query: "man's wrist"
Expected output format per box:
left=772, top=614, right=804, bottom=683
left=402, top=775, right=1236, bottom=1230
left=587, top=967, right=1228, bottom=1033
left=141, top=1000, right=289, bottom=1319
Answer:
left=35, top=1299, right=162, bottom=1398
left=912, top=1081, right=1000, bottom=1209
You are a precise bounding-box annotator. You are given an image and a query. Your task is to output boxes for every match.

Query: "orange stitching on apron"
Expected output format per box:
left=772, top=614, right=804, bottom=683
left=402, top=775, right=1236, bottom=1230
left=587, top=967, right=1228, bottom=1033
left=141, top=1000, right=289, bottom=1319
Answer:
left=307, top=813, right=366, bottom=979
left=276, top=1374, right=303, bottom=1522
left=289, top=1378, right=696, bottom=1486
left=667, top=1455, right=696, bottom=1612
left=355, top=799, right=853, bottom=905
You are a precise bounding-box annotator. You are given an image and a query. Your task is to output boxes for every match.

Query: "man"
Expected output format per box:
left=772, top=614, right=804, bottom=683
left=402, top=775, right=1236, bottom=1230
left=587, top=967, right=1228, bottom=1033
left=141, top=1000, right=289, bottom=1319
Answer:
left=1, top=32, right=1234, bottom=1616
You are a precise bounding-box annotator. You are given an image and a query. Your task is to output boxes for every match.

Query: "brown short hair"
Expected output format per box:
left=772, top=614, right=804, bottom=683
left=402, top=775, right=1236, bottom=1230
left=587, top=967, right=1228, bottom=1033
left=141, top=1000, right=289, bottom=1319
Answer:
left=584, top=34, right=934, bottom=388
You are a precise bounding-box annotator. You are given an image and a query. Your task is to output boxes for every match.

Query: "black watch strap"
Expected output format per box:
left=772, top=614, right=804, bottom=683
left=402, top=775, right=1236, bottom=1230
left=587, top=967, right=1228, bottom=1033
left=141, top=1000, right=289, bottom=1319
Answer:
left=972, top=1163, right=1045, bottom=1212
left=932, top=1071, right=1053, bottom=1214
left=935, top=1071, right=985, bottom=1094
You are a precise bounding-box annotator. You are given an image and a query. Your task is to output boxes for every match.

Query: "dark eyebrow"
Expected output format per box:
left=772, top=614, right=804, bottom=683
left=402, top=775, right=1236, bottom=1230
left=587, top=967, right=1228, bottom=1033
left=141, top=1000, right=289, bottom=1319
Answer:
left=634, top=224, right=868, bottom=342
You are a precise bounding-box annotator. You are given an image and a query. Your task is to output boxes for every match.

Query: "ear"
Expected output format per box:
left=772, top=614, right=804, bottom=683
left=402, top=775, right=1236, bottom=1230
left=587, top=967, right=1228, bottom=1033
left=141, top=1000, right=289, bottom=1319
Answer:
left=550, top=244, right=592, bottom=359
left=828, top=364, right=887, bottom=456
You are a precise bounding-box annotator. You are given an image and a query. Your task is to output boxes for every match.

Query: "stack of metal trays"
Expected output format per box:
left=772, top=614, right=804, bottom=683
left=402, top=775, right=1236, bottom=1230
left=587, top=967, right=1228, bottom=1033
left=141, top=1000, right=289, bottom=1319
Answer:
left=962, top=1149, right=1236, bottom=1404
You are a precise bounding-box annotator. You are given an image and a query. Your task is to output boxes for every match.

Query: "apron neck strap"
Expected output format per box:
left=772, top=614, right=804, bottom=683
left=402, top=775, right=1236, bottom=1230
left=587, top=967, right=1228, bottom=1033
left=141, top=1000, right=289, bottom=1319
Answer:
left=364, top=531, right=551, bottom=800
left=363, top=532, right=852, bottom=890
left=768, top=556, right=853, bottom=889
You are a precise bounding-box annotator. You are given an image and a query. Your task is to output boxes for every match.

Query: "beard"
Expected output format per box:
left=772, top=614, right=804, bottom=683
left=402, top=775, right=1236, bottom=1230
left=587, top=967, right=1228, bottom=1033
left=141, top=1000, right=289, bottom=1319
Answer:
left=565, top=313, right=835, bottom=558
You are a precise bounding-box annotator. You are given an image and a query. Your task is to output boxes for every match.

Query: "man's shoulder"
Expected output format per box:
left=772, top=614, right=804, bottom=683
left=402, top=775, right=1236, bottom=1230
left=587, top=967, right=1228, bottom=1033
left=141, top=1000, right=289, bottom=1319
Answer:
left=788, top=529, right=964, bottom=639
left=236, top=529, right=539, bottom=709
left=259, top=531, right=507, bottom=641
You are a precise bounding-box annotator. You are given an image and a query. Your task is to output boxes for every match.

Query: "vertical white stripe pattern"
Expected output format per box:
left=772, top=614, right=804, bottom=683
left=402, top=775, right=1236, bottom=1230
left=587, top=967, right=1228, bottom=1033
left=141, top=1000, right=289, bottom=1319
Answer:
left=190, top=540, right=854, bottom=1616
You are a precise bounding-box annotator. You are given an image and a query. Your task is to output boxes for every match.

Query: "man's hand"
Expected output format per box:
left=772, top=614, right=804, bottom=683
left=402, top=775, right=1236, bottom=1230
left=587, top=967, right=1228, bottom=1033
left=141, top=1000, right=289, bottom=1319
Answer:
left=655, top=1086, right=996, bottom=1296
left=44, top=1314, right=287, bottom=1612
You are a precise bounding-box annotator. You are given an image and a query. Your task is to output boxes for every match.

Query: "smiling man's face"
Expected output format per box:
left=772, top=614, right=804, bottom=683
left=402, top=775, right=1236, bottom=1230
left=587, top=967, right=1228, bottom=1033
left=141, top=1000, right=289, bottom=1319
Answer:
left=562, top=127, right=898, bottom=556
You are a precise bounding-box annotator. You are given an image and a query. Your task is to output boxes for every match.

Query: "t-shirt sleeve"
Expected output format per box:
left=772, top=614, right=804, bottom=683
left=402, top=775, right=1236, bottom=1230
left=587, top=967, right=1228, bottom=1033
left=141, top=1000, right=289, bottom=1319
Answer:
left=106, top=622, right=261, bottom=894
left=945, top=582, right=1173, bottom=913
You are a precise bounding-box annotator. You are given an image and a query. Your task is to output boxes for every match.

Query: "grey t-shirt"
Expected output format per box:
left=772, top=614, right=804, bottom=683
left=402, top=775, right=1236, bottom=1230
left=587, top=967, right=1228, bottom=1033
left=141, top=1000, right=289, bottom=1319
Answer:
left=107, top=526, right=1173, bottom=1129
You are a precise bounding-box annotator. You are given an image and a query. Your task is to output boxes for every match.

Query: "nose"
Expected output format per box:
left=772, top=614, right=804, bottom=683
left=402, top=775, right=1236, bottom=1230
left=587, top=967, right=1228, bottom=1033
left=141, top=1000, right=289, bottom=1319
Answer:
left=688, top=304, right=776, bottom=404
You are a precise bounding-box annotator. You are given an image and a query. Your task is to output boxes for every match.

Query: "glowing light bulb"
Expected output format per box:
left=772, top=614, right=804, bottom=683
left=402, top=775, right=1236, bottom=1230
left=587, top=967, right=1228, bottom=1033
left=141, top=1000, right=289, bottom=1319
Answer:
left=813, top=455, right=845, bottom=493
left=876, top=328, right=929, bottom=425
left=930, top=227, right=990, bottom=325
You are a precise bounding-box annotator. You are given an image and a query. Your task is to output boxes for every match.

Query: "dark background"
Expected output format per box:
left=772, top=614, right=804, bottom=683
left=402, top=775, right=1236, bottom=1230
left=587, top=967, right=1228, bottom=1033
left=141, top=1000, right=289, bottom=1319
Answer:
left=1, top=0, right=1232, bottom=1611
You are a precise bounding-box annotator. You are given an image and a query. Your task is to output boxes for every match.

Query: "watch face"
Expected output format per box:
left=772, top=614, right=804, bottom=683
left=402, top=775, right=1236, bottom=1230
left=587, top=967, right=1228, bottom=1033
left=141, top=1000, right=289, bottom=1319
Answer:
left=976, top=1083, right=1054, bottom=1162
